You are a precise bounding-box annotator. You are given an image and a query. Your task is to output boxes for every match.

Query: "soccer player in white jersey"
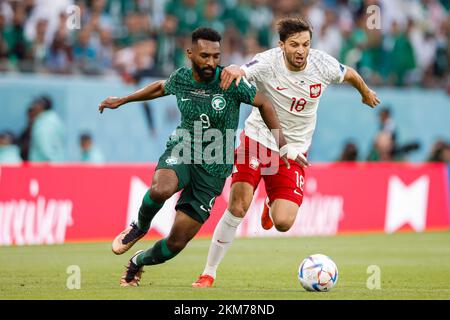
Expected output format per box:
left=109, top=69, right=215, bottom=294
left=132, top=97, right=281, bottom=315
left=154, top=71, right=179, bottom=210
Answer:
left=192, top=17, right=380, bottom=288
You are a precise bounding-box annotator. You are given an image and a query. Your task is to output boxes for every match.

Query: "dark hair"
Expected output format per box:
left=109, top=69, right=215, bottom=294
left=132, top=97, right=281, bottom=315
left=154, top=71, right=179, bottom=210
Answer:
left=80, top=133, right=92, bottom=141
left=0, top=130, right=15, bottom=143
left=31, top=95, right=53, bottom=110
left=379, top=106, right=391, bottom=115
left=277, top=17, right=313, bottom=42
left=191, top=27, right=221, bottom=44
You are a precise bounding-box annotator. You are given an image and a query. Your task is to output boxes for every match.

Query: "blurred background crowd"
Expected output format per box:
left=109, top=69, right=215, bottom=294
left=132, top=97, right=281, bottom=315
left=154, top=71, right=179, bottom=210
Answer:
left=0, top=0, right=449, bottom=88
left=0, top=0, right=449, bottom=165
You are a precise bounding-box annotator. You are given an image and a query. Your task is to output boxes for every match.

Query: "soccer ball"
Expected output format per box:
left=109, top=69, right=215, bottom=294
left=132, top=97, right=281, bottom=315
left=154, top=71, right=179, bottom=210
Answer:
left=298, top=254, right=338, bottom=292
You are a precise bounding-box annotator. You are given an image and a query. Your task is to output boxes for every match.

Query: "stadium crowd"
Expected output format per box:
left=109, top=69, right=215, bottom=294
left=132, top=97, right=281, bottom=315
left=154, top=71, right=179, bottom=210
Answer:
left=1, top=0, right=449, bottom=164
left=0, top=0, right=449, bottom=88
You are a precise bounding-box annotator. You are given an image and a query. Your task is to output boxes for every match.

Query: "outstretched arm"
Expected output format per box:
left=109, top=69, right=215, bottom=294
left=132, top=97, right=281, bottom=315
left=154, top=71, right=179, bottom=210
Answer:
left=344, top=67, right=380, bottom=108
left=252, top=92, right=310, bottom=168
left=98, top=80, right=166, bottom=113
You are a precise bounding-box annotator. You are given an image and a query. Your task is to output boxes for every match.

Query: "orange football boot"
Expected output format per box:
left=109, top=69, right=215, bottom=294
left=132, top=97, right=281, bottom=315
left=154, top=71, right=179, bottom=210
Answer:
left=261, top=198, right=273, bottom=230
left=192, top=275, right=215, bottom=288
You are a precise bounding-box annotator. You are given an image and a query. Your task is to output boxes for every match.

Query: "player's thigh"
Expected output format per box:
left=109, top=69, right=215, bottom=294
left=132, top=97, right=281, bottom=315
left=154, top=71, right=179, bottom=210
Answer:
left=263, top=161, right=305, bottom=214
left=166, top=210, right=203, bottom=250
left=232, top=134, right=263, bottom=189
left=151, top=169, right=179, bottom=193
left=227, top=182, right=254, bottom=218
left=175, top=165, right=226, bottom=224
left=154, top=146, right=191, bottom=193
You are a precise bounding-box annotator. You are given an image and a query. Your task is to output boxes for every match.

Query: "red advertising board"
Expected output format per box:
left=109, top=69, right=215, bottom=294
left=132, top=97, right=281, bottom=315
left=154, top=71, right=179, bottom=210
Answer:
left=0, top=163, right=448, bottom=246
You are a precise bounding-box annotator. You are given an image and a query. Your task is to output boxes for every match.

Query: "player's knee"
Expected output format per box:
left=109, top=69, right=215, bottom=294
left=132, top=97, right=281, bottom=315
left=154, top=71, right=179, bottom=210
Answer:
left=150, top=184, right=175, bottom=203
left=165, top=237, right=188, bottom=253
left=228, top=200, right=250, bottom=218
left=273, top=217, right=295, bottom=232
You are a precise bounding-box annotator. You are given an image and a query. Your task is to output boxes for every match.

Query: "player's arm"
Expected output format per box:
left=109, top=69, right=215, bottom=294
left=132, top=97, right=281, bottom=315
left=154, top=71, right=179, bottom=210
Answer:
left=98, top=80, right=166, bottom=113
left=343, top=67, right=380, bottom=108
left=252, top=92, right=310, bottom=168
left=221, top=51, right=268, bottom=89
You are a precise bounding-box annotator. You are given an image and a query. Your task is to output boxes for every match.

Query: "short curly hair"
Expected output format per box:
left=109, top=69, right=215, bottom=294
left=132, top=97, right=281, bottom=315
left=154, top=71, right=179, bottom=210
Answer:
left=191, top=27, right=222, bottom=44
left=277, top=17, right=313, bottom=42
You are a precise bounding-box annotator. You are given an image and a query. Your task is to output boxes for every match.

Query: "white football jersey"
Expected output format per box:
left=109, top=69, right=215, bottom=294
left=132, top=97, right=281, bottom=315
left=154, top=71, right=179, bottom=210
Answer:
left=241, top=47, right=347, bottom=153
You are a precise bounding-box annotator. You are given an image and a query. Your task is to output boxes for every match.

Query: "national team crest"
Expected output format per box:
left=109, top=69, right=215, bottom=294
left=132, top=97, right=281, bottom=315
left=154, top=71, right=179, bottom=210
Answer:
left=310, top=84, right=322, bottom=98
left=211, top=95, right=226, bottom=111
left=249, top=156, right=260, bottom=170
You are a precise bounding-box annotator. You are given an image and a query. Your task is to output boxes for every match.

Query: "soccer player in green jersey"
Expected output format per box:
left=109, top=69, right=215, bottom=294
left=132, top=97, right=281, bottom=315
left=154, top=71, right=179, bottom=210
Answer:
left=98, top=28, right=294, bottom=286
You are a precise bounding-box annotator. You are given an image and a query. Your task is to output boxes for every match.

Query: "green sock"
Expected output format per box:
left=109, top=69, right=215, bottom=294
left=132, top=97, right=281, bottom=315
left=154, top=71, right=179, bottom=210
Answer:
left=137, top=189, right=164, bottom=233
left=136, top=238, right=180, bottom=266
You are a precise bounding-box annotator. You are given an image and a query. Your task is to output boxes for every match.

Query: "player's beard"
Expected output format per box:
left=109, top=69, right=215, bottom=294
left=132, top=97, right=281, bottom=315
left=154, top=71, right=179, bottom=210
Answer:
left=193, top=62, right=216, bottom=82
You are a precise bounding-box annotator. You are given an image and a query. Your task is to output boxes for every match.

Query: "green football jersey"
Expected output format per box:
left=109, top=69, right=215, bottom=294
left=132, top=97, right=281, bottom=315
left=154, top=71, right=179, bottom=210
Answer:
left=164, top=66, right=257, bottom=178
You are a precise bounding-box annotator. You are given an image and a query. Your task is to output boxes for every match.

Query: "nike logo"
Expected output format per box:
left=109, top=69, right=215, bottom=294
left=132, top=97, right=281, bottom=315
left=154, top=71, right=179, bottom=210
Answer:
left=181, top=98, right=190, bottom=102
left=217, top=240, right=230, bottom=244
left=276, top=87, right=288, bottom=91
left=294, top=189, right=303, bottom=196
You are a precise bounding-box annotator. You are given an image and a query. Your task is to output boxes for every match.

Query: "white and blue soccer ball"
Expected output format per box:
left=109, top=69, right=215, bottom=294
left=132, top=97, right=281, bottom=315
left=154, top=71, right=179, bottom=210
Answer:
left=298, top=254, right=338, bottom=292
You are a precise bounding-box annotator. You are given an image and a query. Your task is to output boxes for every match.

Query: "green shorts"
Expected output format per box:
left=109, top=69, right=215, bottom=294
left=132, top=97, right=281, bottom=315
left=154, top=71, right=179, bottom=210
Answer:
left=155, top=147, right=226, bottom=224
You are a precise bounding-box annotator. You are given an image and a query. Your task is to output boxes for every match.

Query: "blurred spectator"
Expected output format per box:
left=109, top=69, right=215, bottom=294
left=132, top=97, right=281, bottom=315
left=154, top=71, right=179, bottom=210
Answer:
left=200, top=0, right=225, bottom=34
left=338, top=141, right=359, bottom=161
left=368, top=131, right=420, bottom=161
left=314, top=8, right=342, bottom=59
left=45, top=28, right=73, bottom=73
left=384, top=20, right=416, bottom=86
left=442, top=144, right=450, bottom=163
left=427, top=139, right=450, bottom=162
left=29, top=95, right=66, bottom=162
left=24, top=0, right=73, bottom=46
left=94, top=28, right=114, bottom=70
left=165, top=0, right=202, bottom=36
left=0, top=130, right=22, bottom=164
left=367, top=132, right=395, bottom=161
left=29, top=18, right=49, bottom=72
left=117, top=12, right=150, bottom=47
left=18, top=103, right=41, bottom=161
left=378, top=106, right=397, bottom=142
left=73, top=29, right=97, bottom=73
left=2, top=0, right=31, bottom=71
left=153, top=14, right=184, bottom=77
left=79, top=133, right=104, bottom=163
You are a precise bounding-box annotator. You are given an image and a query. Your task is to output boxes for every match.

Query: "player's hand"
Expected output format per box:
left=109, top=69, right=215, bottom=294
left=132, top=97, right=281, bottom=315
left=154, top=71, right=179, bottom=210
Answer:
left=280, top=144, right=310, bottom=169
left=280, top=154, right=291, bottom=169
left=98, top=96, right=123, bottom=114
left=362, top=89, right=380, bottom=109
left=294, top=153, right=310, bottom=168
left=220, top=65, right=242, bottom=90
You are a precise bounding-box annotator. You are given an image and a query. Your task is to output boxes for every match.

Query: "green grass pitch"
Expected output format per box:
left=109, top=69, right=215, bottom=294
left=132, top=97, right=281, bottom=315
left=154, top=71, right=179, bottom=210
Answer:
left=1, top=231, right=449, bottom=300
